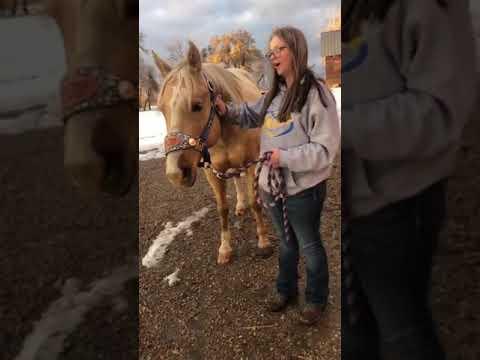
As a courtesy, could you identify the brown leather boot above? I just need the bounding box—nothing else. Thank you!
[266,293,298,312]
[298,303,326,325]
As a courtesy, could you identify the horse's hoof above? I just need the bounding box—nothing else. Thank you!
[217,251,232,265]
[255,246,274,259]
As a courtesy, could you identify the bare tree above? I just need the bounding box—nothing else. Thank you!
[166,40,185,65]
[139,31,147,52]
[139,48,161,111]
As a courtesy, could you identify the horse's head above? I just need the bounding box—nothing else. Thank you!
[47,0,138,196]
[154,42,222,187]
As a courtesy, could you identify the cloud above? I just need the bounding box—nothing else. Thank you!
[140,0,340,71]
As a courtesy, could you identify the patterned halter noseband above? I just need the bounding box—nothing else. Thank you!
[61,66,138,123]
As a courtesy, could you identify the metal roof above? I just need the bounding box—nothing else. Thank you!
[320,30,341,57]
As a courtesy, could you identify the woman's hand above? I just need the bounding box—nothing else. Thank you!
[215,95,227,116]
[270,148,281,168]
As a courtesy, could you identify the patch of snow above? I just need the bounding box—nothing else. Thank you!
[0,95,62,135]
[14,264,137,360]
[0,16,65,134]
[332,87,341,118]
[233,220,242,230]
[139,149,164,161]
[0,16,65,114]
[139,110,167,160]
[142,207,210,268]
[163,268,180,287]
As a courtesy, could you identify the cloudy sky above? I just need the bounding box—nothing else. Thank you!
[140,0,340,73]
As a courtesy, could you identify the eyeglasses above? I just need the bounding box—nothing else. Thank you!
[265,46,287,59]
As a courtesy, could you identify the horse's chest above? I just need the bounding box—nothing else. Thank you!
[209,144,248,171]
[209,151,240,171]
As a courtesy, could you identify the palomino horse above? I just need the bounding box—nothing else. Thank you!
[153,42,272,264]
[46,0,138,196]
[140,74,158,111]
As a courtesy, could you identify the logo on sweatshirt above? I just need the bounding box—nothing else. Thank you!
[262,114,295,138]
[342,36,369,73]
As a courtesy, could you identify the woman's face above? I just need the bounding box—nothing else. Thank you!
[268,35,294,80]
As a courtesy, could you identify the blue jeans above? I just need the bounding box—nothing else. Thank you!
[265,181,329,305]
[341,181,446,360]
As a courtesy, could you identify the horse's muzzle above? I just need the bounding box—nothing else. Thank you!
[64,114,136,197]
[66,155,135,197]
[165,151,198,188]
[166,166,196,188]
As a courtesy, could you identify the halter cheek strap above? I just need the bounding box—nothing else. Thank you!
[61,66,138,123]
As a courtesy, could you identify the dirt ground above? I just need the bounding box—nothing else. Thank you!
[1,103,478,360]
[431,108,480,360]
[139,157,341,359]
[0,125,139,360]
[139,110,480,360]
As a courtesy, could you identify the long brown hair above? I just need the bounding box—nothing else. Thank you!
[260,26,331,122]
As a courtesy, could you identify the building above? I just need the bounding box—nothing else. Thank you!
[320,15,341,89]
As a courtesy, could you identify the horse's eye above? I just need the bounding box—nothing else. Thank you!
[192,103,203,112]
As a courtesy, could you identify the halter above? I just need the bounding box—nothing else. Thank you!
[61,66,138,123]
[163,72,217,166]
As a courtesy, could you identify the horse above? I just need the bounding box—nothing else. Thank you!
[140,87,149,111]
[153,41,272,264]
[45,0,138,196]
[140,74,158,111]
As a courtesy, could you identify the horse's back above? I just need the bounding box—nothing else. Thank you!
[225,68,262,103]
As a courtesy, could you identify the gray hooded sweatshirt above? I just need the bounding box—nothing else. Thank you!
[342,0,477,217]
[225,80,340,195]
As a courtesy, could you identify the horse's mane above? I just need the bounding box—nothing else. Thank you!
[159,61,259,112]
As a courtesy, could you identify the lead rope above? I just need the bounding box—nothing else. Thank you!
[201,159,258,180]
[253,152,291,243]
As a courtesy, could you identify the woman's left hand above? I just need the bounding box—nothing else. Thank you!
[270,148,281,168]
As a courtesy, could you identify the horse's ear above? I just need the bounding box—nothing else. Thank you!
[187,41,202,73]
[152,50,172,78]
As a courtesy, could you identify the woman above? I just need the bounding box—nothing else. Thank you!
[215,26,340,325]
[341,0,476,358]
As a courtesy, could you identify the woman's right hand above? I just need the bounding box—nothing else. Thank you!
[215,95,227,116]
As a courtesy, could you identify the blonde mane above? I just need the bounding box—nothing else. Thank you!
[159,62,259,112]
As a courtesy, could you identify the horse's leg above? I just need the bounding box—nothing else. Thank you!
[233,176,248,216]
[205,170,233,265]
[246,166,272,257]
